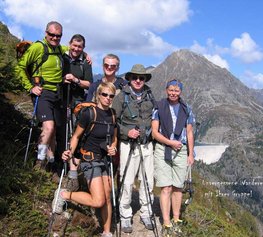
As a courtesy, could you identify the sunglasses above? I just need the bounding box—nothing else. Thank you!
[104,63,118,70]
[46,31,62,38]
[131,75,146,81]
[100,92,115,99]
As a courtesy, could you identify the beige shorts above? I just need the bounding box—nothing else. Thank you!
[154,142,188,188]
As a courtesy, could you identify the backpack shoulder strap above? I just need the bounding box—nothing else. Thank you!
[85,105,97,135]
[29,41,49,76]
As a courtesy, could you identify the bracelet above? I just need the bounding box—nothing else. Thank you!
[76,78,81,85]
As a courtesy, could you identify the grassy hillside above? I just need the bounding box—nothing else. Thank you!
[0,92,260,236]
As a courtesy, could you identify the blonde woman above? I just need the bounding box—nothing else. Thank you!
[53,82,117,237]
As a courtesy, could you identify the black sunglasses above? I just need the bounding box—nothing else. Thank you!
[100,92,115,99]
[131,75,146,81]
[46,31,62,38]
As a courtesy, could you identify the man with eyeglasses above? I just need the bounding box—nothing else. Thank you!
[112,64,156,233]
[16,21,67,171]
[85,53,127,102]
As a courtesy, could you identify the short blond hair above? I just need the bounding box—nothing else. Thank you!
[95,82,116,103]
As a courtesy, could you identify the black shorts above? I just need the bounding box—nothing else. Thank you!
[36,89,63,126]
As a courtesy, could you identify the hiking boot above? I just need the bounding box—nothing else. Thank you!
[161,224,175,237]
[140,216,154,230]
[101,232,113,237]
[171,219,183,236]
[52,188,67,214]
[33,159,46,171]
[65,177,79,192]
[121,218,132,233]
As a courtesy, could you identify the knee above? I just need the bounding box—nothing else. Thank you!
[93,197,106,208]
[161,186,172,196]
[42,122,55,135]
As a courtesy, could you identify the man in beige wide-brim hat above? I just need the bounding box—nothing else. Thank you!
[125,64,152,82]
[112,64,156,233]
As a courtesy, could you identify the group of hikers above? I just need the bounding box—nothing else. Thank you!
[16,21,195,237]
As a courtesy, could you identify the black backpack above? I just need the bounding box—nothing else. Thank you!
[73,102,116,158]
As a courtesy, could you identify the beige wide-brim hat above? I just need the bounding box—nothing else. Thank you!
[125,64,152,82]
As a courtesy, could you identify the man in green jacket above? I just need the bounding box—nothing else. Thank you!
[16,21,66,170]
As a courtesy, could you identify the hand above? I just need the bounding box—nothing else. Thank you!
[62,150,72,161]
[64,73,76,84]
[107,145,117,156]
[187,154,194,166]
[31,86,42,96]
[170,140,183,151]
[85,54,92,64]
[128,128,140,139]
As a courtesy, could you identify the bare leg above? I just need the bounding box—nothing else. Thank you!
[160,186,172,225]
[62,176,106,208]
[47,131,56,161]
[37,120,55,160]
[69,157,80,171]
[101,175,112,234]
[171,187,183,220]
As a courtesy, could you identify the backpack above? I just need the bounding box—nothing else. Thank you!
[121,88,157,121]
[16,40,63,78]
[73,102,116,159]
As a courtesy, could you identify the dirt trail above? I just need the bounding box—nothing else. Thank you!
[113,190,162,237]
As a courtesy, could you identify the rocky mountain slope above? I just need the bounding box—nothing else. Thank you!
[148,49,263,144]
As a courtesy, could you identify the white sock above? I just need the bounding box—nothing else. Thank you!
[37,144,48,161]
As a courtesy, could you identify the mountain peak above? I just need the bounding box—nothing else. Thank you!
[148,50,263,144]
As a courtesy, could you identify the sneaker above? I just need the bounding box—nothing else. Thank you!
[140,217,154,230]
[65,177,79,192]
[33,159,46,171]
[121,218,132,233]
[171,219,183,236]
[161,224,175,237]
[52,188,67,214]
[101,232,113,237]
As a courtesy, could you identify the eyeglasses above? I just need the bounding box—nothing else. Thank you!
[104,63,118,70]
[46,31,62,38]
[100,92,115,99]
[131,75,146,81]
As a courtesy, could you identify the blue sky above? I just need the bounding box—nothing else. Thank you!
[1,0,263,89]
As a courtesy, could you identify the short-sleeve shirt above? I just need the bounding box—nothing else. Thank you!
[152,103,195,144]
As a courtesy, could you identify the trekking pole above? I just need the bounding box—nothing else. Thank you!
[47,141,70,237]
[106,124,119,237]
[136,128,159,237]
[117,140,135,203]
[117,139,135,235]
[47,162,66,237]
[23,77,42,166]
[183,165,194,206]
[65,83,75,167]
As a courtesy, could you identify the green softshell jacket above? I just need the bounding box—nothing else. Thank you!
[16,39,67,92]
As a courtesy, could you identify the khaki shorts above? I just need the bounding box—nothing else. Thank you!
[154,142,188,188]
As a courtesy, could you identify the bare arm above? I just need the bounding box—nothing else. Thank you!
[64,73,91,89]
[107,127,118,156]
[186,123,194,165]
[62,125,85,161]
